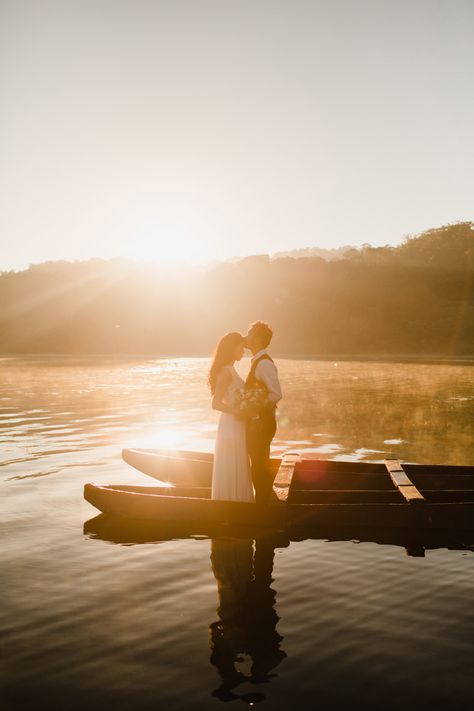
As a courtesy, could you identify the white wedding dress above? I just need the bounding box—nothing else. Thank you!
[211,365,255,502]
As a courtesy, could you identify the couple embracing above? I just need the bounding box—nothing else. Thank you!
[208,321,282,505]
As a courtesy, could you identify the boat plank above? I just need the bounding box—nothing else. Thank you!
[292,472,396,490]
[399,485,426,503]
[288,489,405,504]
[389,470,413,487]
[273,452,301,502]
[385,459,426,505]
[102,484,474,505]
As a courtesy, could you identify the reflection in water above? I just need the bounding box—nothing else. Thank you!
[3,357,474,709]
[209,536,287,704]
[80,515,474,708]
[83,513,474,555]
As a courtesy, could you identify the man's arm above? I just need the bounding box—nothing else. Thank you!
[255,360,282,405]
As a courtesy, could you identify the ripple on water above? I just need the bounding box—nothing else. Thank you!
[1,357,474,710]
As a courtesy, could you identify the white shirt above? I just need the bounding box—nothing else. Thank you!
[251,349,282,405]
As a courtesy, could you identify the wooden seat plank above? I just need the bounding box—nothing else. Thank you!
[389,470,413,487]
[274,452,301,502]
[398,485,425,503]
[384,459,425,505]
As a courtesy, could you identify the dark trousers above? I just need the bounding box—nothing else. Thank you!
[246,412,277,504]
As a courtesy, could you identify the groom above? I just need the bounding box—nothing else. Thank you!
[244,321,282,504]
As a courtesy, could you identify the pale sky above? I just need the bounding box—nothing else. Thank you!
[1,0,473,271]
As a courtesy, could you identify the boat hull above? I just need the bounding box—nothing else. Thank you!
[122,448,474,487]
[122,448,215,485]
[84,483,474,529]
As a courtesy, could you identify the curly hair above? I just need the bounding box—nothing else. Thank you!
[248,321,273,348]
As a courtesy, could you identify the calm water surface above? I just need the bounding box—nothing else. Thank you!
[1,356,474,710]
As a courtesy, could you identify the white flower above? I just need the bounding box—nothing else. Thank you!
[237,387,269,416]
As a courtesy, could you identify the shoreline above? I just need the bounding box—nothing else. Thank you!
[1,352,474,365]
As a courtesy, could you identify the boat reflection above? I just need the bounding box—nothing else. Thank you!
[83,516,474,704]
[83,514,474,555]
[209,534,287,703]
[205,525,474,707]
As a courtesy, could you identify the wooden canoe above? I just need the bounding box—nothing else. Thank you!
[84,449,474,529]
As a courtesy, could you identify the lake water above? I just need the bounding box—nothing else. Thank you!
[1,356,474,710]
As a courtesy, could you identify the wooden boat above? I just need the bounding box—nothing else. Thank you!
[122,448,225,486]
[83,449,474,529]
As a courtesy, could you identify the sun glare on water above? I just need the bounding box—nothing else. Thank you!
[133,428,185,450]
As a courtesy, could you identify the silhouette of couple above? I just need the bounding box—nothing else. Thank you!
[209,535,287,703]
[208,321,282,505]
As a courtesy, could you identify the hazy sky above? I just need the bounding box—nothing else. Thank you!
[1,0,473,270]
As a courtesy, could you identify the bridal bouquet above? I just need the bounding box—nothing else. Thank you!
[237,386,270,418]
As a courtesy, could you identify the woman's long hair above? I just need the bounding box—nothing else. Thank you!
[208,332,244,395]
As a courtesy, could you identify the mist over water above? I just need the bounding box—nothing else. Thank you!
[2,356,474,710]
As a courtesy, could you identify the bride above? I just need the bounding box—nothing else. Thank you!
[208,332,255,503]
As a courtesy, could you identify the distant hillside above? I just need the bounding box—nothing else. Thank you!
[272,245,352,260]
[0,222,473,357]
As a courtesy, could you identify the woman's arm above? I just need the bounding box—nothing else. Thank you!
[212,368,238,415]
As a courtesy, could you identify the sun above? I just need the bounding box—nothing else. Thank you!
[123,230,217,266]
[120,193,221,266]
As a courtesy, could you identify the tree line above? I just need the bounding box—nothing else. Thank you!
[1,222,473,357]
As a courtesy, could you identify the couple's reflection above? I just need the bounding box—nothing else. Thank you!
[209,534,287,704]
